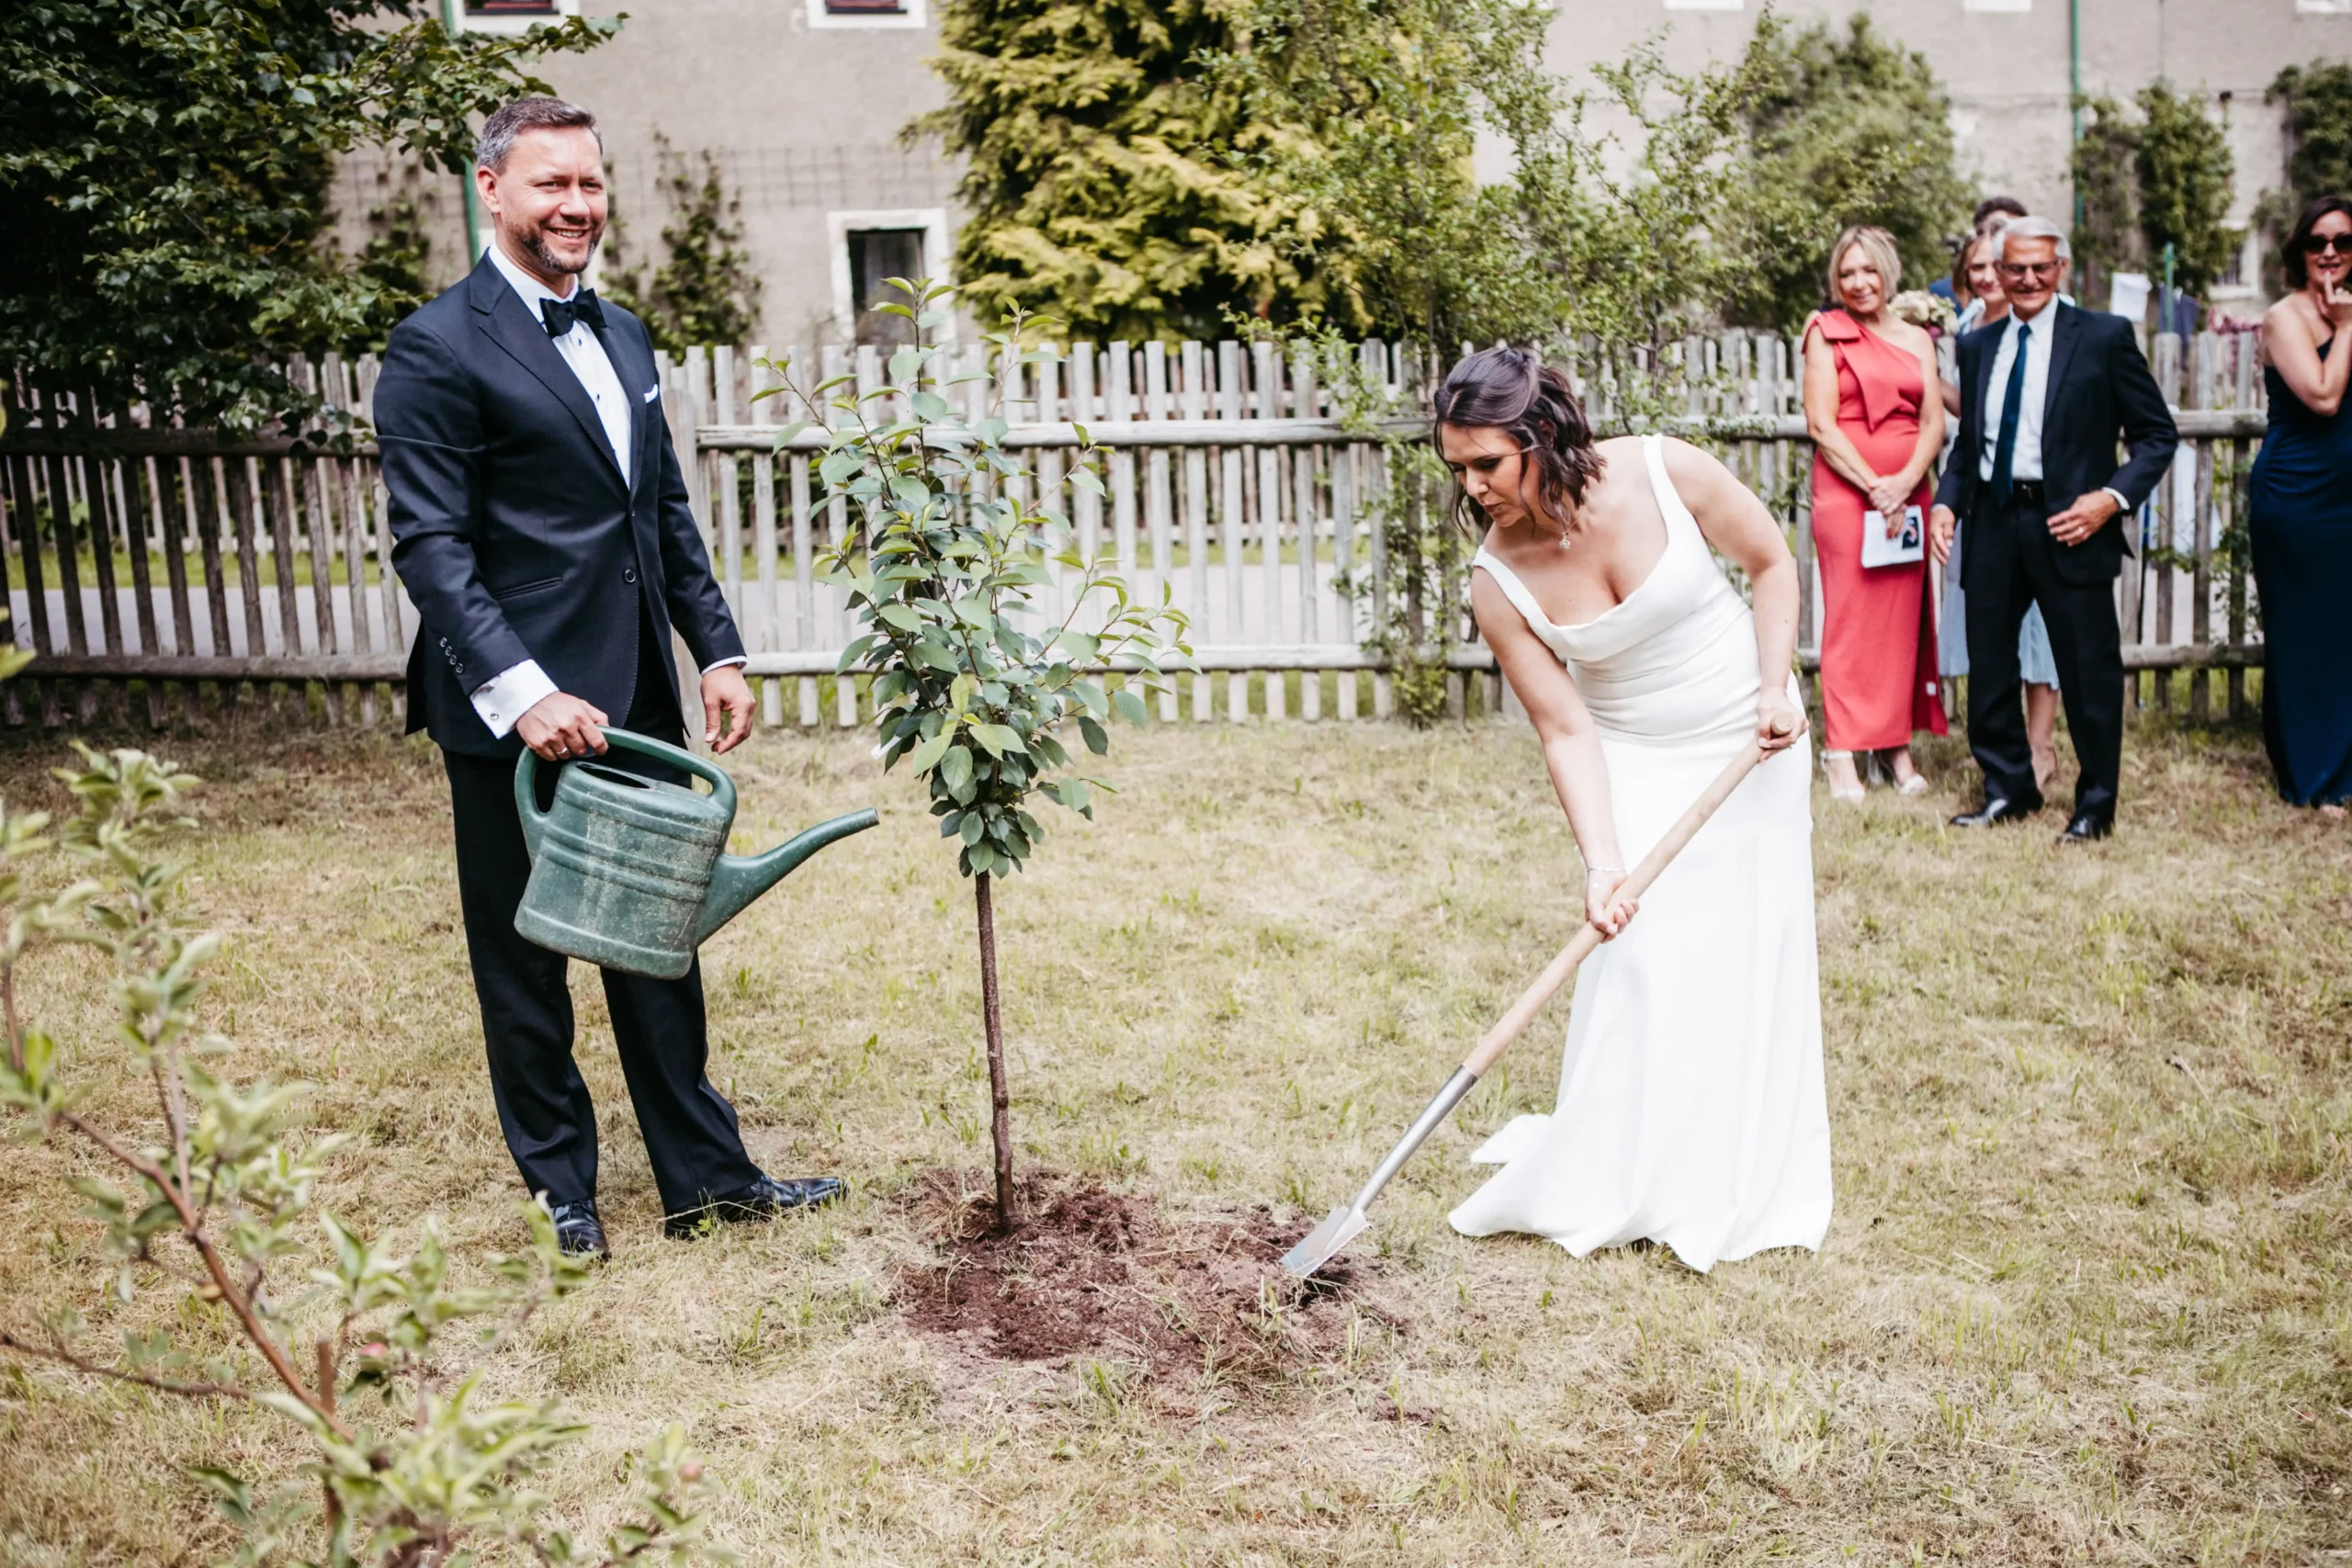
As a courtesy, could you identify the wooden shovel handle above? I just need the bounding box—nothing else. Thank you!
[1461,744,1766,1077]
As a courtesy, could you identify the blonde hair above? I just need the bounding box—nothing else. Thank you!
[1826,225,1903,306]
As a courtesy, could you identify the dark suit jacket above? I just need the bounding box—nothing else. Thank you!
[375,255,743,758]
[1934,302,2179,587]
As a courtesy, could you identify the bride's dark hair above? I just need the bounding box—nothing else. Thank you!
[1432,347,1605,537]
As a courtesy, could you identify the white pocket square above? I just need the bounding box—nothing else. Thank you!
[641,385,660,403]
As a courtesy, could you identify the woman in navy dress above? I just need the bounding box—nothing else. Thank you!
[2252,196,2352,814]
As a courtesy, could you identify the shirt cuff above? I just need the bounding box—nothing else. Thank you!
[702,656,747,675]
[471,660,560,739]
[2100,486,2132,514]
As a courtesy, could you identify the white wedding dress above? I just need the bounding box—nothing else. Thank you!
[1449,435,1832,1273]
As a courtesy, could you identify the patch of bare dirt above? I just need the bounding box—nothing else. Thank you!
[894,1170,1386,1377]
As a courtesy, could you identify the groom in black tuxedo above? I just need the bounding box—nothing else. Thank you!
[1930,218,2177,842]
[376,98,842,1257]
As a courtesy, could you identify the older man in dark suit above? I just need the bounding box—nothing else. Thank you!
[1930,217,2178,842]
[376,98,841,1257]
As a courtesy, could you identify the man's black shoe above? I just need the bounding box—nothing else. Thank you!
[548,1199,608,1260]
[2057,811,2113,843]
[663,1175,846,1238]
[1950,796,2041,828]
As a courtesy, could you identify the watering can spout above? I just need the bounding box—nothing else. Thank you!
[695,808,879,944]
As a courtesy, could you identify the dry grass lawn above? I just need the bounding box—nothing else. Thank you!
[0,707,2346,1564]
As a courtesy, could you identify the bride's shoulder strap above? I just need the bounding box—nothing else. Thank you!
[1470,548,1549,634]
[1638,434,1702,542]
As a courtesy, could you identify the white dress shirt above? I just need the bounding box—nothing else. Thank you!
[1978,306,2054,483]
[470,241,742,739]
[1973,300,2132,519]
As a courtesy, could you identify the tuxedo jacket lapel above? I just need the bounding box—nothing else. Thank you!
[2041,303,2081,437]
[466,259,628,496]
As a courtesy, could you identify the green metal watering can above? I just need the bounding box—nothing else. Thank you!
[514,728,877,980]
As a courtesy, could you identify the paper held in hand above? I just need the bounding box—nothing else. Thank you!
[1861,504,1926,569]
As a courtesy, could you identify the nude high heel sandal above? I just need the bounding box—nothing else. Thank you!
[1822,750,1865,803]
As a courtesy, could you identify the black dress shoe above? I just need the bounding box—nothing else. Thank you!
[2057,811,2113,843]
[548,1199,608,1260]
[663,1175,846,1238]
[1950,795,2041,828]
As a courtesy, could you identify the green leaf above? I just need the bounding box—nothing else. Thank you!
[970,723,1027,759]
[960,812,987,846]
[1069,467,1106,498]
[908,730,954,773]
[910,389,951,421]
[875,602,924,634]
[1114,689,1149,728]
[940,745,974,793]
[1079,716,1110,755]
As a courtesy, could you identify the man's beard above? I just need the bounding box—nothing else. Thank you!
[521,224,600,276]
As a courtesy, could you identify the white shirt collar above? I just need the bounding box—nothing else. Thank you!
[485,237,581,315]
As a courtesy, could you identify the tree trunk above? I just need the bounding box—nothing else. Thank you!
[973,873,1017,1230]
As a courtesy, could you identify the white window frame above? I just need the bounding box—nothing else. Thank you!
[807,0,929,29]
[829,209,954,340]
[447,0,579,37]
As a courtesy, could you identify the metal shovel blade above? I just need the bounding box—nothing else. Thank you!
[1281,1203,1372,1279]
[1278,1066,1480,1280]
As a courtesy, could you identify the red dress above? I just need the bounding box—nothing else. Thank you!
[1804,310,1946,750]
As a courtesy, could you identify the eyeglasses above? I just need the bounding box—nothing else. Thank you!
[2302,232,2352,256]
[1999,261,2063,280]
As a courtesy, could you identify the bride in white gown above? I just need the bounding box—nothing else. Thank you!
[1435,348,1832,1273]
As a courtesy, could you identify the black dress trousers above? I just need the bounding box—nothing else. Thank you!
[441,614,763,1218]
[1962,491,2126,819]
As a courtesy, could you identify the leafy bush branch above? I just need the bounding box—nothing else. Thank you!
[0,743,729,1567]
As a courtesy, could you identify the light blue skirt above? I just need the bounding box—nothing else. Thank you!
[1939,568,2062,688]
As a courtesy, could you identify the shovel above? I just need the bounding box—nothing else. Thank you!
[1281,743,1768,1280]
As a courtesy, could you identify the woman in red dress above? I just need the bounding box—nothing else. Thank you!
[1802,225,1949,801]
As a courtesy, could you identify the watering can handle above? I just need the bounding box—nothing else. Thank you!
[512,727,739,864]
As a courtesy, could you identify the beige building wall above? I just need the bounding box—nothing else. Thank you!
[335,0,2351,341]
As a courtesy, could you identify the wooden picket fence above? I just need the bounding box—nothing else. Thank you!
[0,328,2271,734]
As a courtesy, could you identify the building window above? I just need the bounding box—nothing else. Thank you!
[848,230,925,345]
[452,0,575,33]
[807,0,928,27]
[827,209,952,343]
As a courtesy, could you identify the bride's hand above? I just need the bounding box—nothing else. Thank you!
[1757,691,1807,753]
[1586,867,1637,940]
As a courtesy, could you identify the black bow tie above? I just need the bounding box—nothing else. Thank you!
[539,291,605,337]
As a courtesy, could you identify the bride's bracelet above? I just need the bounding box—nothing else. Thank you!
[1584,865,1625,879]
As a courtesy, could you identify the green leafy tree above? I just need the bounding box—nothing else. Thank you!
[1719,14,1971,331]
[0,0,609,427]
[0,741,729,1566]
[351,166,441,354]
[2071,92,2144,298]
[916,0,1312,342]
[2133,82,2236,298]
[2259,62,2352,288]
[1207,0,1574,347]
[602,135,762,353]
[758,288,1187,1226]
[2068,84,2235,300]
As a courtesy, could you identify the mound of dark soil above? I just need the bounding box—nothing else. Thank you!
[895,1171,1380,1374]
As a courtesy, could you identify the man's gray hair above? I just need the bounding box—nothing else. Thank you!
[1999,217,2073,262]
[476,98,602,173]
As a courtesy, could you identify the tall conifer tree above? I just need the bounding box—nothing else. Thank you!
[917,0,1319,341]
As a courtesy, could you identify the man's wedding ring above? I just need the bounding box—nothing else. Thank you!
[556,745,569,756]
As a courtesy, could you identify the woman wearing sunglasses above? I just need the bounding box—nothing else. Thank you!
[2251,195,2352,815]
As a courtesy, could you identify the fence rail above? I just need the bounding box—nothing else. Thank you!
[0,327,2271,734]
